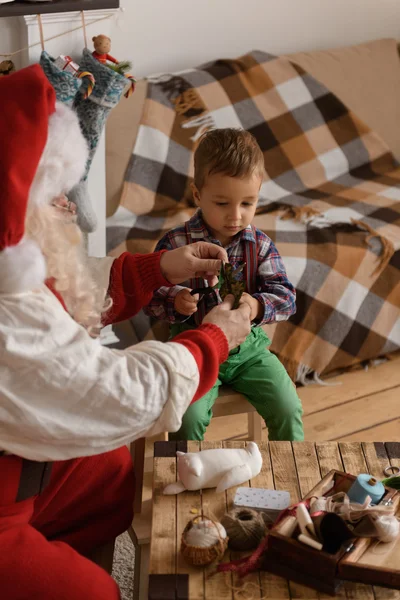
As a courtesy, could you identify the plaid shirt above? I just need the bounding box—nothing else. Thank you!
[144,211,296,327]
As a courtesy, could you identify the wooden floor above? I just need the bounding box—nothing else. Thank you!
[205,353,400,443]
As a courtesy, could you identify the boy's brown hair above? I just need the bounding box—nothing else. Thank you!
[193,128,264,190]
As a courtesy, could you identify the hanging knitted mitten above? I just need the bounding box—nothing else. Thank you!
[68,48,128,232]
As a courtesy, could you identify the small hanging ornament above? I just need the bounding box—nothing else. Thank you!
[0,60,16,77]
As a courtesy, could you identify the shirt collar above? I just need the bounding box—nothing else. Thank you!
[188,210,256,247]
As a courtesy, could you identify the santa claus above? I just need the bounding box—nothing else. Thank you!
[0,65,251,599]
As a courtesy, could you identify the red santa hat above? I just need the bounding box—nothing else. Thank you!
[0,64,88,294]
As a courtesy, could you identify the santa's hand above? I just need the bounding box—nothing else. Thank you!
[160,242,228,286]
[202,295,251,350]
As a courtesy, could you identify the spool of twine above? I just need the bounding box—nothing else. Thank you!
[221,508,268,551]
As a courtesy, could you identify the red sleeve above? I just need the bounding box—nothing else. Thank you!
[107,54,119,64]
[172,324,229,403]
[104,251,170,325]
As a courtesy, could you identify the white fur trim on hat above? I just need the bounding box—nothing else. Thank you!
[29,102,89,207]
[0,238,47,294]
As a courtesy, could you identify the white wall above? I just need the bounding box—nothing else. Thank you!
[0,17,22,69]
[112,0,400,78]
[1,1,399,76]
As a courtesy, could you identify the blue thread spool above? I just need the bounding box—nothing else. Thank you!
[348,474,385,505]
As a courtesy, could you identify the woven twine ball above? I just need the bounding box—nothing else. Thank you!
[221,508,268,551]
[181,517,229,567]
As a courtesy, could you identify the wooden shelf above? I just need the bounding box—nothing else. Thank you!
[0,0,119,18]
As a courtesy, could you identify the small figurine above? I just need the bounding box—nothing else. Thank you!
[92,34,118,65]
[92,35,132,76]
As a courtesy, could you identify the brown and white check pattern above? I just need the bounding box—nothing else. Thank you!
[107,51,400,381]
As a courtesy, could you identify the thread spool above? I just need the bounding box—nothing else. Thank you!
[185,518,226,548]
[221,508,268,551]
[181,517,228,567]
[375,515,399,543]
[347,474,385,505]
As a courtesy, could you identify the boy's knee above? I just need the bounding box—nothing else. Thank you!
[274,386,303,421]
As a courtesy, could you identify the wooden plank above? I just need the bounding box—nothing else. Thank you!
[299,357,400,416]
[206,413,250,442]
[339,442,375,600]
[201,441,232,600]
[315,442,343,476]
[386,443,400,461]
[149,453,176,577]
[339,420,400,442]
[292,441,322,497]
[269,442,301,503]
[0,0,119,18]
[176,441,204,600]
[304,388,400,441]
[224,441,262,600]
[362,443,389,479]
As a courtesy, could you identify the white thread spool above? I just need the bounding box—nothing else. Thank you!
[185,518,227,548]
[375,515,400,543]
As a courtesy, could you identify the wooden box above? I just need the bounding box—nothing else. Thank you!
[261,470,400,595]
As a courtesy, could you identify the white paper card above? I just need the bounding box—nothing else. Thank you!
[234,487,291,511]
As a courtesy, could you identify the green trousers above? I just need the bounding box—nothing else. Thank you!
[169,325,304,442]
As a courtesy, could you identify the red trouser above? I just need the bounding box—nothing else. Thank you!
[0,447,135,599]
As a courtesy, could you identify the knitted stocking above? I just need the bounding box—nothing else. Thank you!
[40,51,84,108]
[69,49,128,232]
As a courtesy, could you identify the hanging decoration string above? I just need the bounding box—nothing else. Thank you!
[37,14,45,52]
[0,13,113,59]
[81,11,88,49]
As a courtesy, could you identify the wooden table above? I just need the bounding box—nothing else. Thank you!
[147,440,400,600]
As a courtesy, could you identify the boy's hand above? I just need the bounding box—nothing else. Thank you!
[174,289,199,316]
[241,292,263,322]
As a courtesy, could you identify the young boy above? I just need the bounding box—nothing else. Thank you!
[144,128,304,441]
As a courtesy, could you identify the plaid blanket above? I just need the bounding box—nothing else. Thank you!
[107,51,400,382]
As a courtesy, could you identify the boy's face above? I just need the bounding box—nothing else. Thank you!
[192,172,261,246]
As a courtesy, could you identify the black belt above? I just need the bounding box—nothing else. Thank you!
[0,453,53,501]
